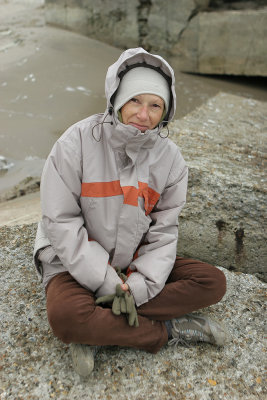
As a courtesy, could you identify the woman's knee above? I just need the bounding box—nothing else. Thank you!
[45,273,97,343]
[46,295,95,344]
[201,263,227,304]
[47,302,74,343]
[215,267,227,301]
[179,260,227,306]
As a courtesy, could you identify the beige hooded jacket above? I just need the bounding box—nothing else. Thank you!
[34,47,188,307]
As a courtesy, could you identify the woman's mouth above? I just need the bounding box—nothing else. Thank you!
[128,122,149,132]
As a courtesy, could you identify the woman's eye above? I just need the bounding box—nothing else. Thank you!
[130,98,139,103]
[152,103,161,108]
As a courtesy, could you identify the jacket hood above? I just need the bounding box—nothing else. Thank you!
[105,47,176,124]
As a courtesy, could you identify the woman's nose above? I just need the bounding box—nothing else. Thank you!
[137,105,149,121]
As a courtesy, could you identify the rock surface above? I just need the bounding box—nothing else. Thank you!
[45,0,140,49]
[0,176,41,202]
[0,223,266,399]
[170,92,267,281]
[0,191,41,227]
[172,8,267,76]
[45,0,267,76]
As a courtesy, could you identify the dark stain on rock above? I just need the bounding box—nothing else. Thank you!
[228,265,236,271]
[216,219,226,231]
[235,228,245,239]
[216,219,227,243]
[235,228,245,247]
[137,0,152,50]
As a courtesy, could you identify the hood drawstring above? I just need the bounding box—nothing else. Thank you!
[91,107,114,142]
[158,123,169,138]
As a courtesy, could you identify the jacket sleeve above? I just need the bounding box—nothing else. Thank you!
[40,133,122,295]
[126,151,188,307]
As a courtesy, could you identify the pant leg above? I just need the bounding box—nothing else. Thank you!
[45,257,226,354]
[46,272,167,354]
[137,257,226,320]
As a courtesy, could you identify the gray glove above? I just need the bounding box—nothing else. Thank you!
[96,284,139,327]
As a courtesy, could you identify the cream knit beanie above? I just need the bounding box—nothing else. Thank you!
[113,67,170,115]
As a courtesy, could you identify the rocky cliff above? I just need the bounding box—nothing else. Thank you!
[45,0,267,76]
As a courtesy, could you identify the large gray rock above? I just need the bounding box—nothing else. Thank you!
[172,8,267,76]
[44,1,209,54]
[170,92,267,280]
[1,223,266,399]
[45,0,267,76]
[137,0,210,54]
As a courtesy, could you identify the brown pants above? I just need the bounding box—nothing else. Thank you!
[46,257,226,353]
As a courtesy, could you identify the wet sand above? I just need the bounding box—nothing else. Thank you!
[0,0,122,194]
[0,0,266,224]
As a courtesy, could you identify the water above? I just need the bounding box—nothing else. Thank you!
[0,0,266,195]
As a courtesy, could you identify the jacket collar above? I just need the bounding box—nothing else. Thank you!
[107,114,159,165]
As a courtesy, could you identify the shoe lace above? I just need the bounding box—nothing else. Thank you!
[168,337,191,347]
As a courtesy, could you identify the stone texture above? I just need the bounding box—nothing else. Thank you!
[1,223,266,399]
[0,192,41,227]
[44,0,267,76]
[45,0,139,49]
[169,92,267,280]
[139,0,210,54]
[44,0,209,55]
[172,8,267,76]
[0,176,41,202]
[209,0,267,11]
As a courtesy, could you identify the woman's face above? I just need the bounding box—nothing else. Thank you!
[120,94,165,132]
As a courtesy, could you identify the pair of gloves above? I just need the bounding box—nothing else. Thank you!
[96,269,139,328]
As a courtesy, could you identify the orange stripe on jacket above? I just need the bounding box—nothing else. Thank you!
[138,182,160,215]
[122,186,139,206]
[81,181,122,197]
[81,181,160,214]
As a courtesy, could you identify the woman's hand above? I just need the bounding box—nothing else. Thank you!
[120,283,129,292]
[97,283,138,327]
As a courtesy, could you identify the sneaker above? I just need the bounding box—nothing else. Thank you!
[168,314,227,347]
[70,343,99,377]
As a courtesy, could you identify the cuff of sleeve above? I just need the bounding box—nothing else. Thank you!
[95,265,123,298]
[126,272,148,307]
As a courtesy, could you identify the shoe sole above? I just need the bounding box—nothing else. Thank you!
[70,344,95,377]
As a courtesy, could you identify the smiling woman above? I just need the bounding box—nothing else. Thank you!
[121,94,165,132]
[34,47,227,378]
[113,65,170,132]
